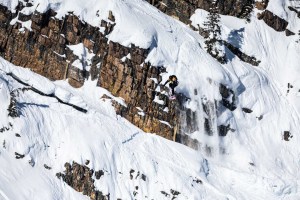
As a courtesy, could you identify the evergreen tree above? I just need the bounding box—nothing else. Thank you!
[7,90,20,118]
[203,1,227,64]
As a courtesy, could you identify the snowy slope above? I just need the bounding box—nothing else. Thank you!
[1,0,300,199]
[0,58,204,200]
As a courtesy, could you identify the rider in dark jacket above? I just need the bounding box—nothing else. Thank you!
[163,75,178,96]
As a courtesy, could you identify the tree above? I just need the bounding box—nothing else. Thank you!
[203,1,227,64]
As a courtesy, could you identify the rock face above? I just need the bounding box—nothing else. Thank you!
[0,3,183,140]
[147,0,254,23]
[56,162,107,200]
[0,2,240,148]
[258,10,289,32]
[1,4,89,87]
[98,41,184,140]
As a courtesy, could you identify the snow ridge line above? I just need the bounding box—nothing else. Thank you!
[6,72,88,113]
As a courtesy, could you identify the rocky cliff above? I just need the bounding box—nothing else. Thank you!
[0,2,190,141]
[0,0,242,149]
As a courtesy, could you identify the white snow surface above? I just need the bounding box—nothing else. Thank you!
[67,43,95,71]
[0,0,300,199]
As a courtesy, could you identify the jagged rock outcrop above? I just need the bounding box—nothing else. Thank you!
[147,0,255,23]
[257,10,288,32]
[56,162,107,200]
[98,41,185,140]
[0,3,182,140]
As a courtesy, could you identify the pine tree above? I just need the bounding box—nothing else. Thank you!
[7,91,20,118]
[203,1,227,64]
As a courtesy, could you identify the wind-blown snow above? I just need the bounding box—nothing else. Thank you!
[0,0,300,199]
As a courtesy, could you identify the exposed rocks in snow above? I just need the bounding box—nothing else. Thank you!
[288,6,300,18]
[283,131,293,141]
[129,169,147,183]
[287,83,294,95]
[218,124,231,137]
[15,152,25,159]
[108,10,115,22]
[44,164,52,170]
[141,174,147,181]
[147,0,255,23]
[129,169,135,180]
[161,190,170,197]
[56,162,107,200]
[223,41,261,66]
[255,0,269,10]
[242,107,253,113]
[192,177,203,184]
[95,170,104,180]
[85,160,90,165]
[18,12,31,22]
[219,84,237,111]
[257,115,263,120]
[0,123,12,133]
[285,29,295,36]
[257,10,288,32]
[15,133,21,137]
[160,189,181,199]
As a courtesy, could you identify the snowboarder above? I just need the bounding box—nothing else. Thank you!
[163,75,178,99]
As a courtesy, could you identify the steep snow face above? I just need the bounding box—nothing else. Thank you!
[0,58,206,200]
[0,0,300,199]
